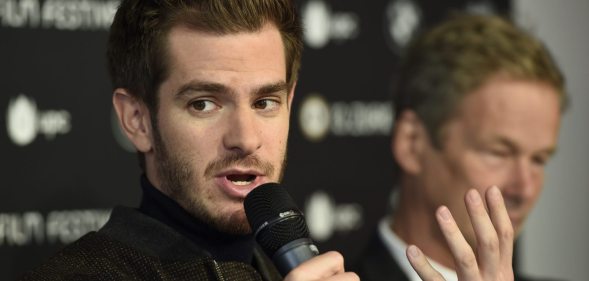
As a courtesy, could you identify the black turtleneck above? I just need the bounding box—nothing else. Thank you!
[138,175,255,263]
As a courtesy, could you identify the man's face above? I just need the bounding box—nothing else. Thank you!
[149,23,293,235]
[418,76,561,246]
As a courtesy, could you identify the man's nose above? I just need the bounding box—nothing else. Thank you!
[503,158,538,200]
[222,107,262,156]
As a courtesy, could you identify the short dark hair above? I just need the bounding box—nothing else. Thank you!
[391,14,567,181]
[107,0,303,170]
[393,14,566,148]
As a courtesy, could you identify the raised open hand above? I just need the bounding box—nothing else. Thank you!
[407,186,515,281]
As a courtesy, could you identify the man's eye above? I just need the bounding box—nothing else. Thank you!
[190,100,217,112]
[489,150,509,158]
[532,155,549,167]
[254,99,280,110]
[481,149,510,165]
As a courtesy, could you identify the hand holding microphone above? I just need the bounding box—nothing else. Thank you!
[244,183,358,281]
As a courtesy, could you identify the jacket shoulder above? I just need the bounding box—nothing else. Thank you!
[19,228,255,280]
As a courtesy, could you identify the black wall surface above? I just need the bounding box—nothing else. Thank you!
[1,0,509,278]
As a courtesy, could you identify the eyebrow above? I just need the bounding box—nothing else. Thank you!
[175,80,289,99]
[256,81,289,96]
[494,137,557,157]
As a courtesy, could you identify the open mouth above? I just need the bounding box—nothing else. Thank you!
[226,174,257,186]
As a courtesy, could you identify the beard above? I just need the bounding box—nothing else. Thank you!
[151,124,287,235]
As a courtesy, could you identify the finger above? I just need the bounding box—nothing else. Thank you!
[485,186,514,271]
[284,251,345,281]
[322,272,360,281]
[465,188,500,280]
[436,206,480,280]
[406,245,446,281]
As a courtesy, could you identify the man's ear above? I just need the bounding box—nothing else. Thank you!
[391,110,428,175]
[112,89,153,153]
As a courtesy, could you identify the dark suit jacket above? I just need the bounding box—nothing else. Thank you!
[352,231,409,281]
[21,206,281,281]
[353,231,557,281]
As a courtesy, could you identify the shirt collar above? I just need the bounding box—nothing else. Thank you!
[378,217,458,281]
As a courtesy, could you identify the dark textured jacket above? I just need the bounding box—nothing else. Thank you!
[21,207,282,281]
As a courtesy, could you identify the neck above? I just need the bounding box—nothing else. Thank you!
[392,181,457,270]
[138,175,255,263]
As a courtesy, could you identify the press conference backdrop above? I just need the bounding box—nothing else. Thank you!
[2,0,587,280]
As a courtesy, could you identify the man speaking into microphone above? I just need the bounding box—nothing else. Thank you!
[22,1,357,280]
[22,1,519,281]
[24,0,357,280]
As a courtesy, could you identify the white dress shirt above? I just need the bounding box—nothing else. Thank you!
[378,217,458,281]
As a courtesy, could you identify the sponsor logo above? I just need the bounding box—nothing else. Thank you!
[331,101,394,137]
[0,209,110,246]
[305,191,363,242]
[298,93,393,142]
[6,94,71,146]
[384,0,421,54]
[302,0,359,49]
[298,94,330,142]
[0,0,119,30]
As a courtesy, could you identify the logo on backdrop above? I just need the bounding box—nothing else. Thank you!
[305,190,363,242]
[0,209,110,246]
[6,94,71,146]
[384,0,422,54]
[301,0,359,49]
[0,0,119,30]
[298,94,330,142]
[298,93,393,142]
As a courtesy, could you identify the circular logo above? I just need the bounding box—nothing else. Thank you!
[6,94,38,146]
[298,94,330,142]
[384,0,421,54]
[302,0,331,49]
[305,191,335,241]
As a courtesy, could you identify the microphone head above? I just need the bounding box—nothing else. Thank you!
[244,183,311,257]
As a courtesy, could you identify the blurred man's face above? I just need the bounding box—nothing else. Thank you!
[417,76,561,246]
[148,23,293,235]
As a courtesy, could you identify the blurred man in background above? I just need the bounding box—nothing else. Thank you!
[355,14,567,281]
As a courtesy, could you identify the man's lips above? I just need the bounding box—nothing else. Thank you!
[504,199,524,225]
[214,169,268,198]
[507,210,523,227]
[216,168,264,179]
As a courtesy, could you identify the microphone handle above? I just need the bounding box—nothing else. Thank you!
[272,238,320,276]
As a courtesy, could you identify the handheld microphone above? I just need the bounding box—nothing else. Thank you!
[244,183,319,277]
